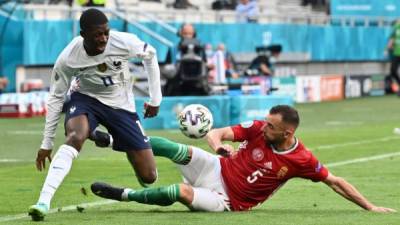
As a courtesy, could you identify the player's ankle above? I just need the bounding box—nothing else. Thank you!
[121,188,134,201]
[36,202,49,209]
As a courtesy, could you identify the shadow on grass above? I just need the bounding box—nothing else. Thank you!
[250,208,362,215]
[82,207,362,216]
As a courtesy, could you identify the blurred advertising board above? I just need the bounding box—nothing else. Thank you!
[0,91,48,118]
[345,75,385,98]
[230,95,293,125]
[370,75,385,96]
[320,75,345,101]
[296,75,345,103]
[271,76,296,100]
[331,0,400,17]
[296,76,321,103]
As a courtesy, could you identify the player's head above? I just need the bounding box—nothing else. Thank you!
[179,23,196,39]
[268,45,282,58]
[263,105,299,145]
[79,8,110,56]
[217,43,225,51]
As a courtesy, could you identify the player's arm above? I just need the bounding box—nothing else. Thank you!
[142,46,162,118]
[206,127,236,157]
[126,33,162,118]
[37,59,72,171]
[259,63,272,75]
[322,172,396,213]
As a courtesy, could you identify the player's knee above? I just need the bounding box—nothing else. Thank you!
[65,131,87,150]
[139,169,158,184]
[179,183,194,205]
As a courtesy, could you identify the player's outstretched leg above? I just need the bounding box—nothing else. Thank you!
[91,133,191,165]
[91,182,124,201]
[149,136,191,165]
[91,182,180,206]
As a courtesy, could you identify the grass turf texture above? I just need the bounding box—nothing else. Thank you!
[0,95,400,224]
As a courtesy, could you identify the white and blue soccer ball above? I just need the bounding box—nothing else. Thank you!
[178,104,213,139]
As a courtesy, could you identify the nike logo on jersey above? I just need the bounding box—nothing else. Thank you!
[144,137,150,143]
[52,166,64,170]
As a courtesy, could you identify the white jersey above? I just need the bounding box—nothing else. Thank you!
[41,30,162,150]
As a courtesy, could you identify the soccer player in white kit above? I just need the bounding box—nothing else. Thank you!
[28,8,162,221]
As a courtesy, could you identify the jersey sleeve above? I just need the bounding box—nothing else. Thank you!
[123,33,162,106]
[40,57,72,150]
[143,53,162,106]
[297,152,329,182]
[122,32,156,60]
[231,120,263,142]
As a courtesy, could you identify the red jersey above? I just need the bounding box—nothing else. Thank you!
[219,120,329,211]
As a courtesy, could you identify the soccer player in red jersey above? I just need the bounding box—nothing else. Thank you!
[91,105,395,213]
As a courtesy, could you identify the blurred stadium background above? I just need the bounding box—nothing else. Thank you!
[0,0,398,123]
[0,0,400,224]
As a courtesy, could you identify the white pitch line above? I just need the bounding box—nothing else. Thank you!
[325,151,400,168]
[0,158,120,163]
[0,200,115,223]
[0,159,31,163]
[325,121,364,126]
[310,136,400,151]
[1,151,400,222]
[7,130,43,135]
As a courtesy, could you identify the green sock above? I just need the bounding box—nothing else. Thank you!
[149,136,191,164]
[127,184,180,206]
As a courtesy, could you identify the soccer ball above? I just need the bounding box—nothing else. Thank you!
[178,104,213,139]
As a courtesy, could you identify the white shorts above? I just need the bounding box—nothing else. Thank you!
[178,146,231,212]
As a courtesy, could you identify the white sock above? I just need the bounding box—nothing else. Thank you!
[37,145,79,208]
[108,134,113,148]
[121,188,133,201]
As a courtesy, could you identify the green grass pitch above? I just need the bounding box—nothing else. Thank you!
[1,95,400,225]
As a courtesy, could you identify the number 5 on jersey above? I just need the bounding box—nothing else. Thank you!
[247,169,265,183]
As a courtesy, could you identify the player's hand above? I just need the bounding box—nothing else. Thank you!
[36,149,52,171]
[369,206,397,213]
[143,102,159,118]
[216,144,235,157]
